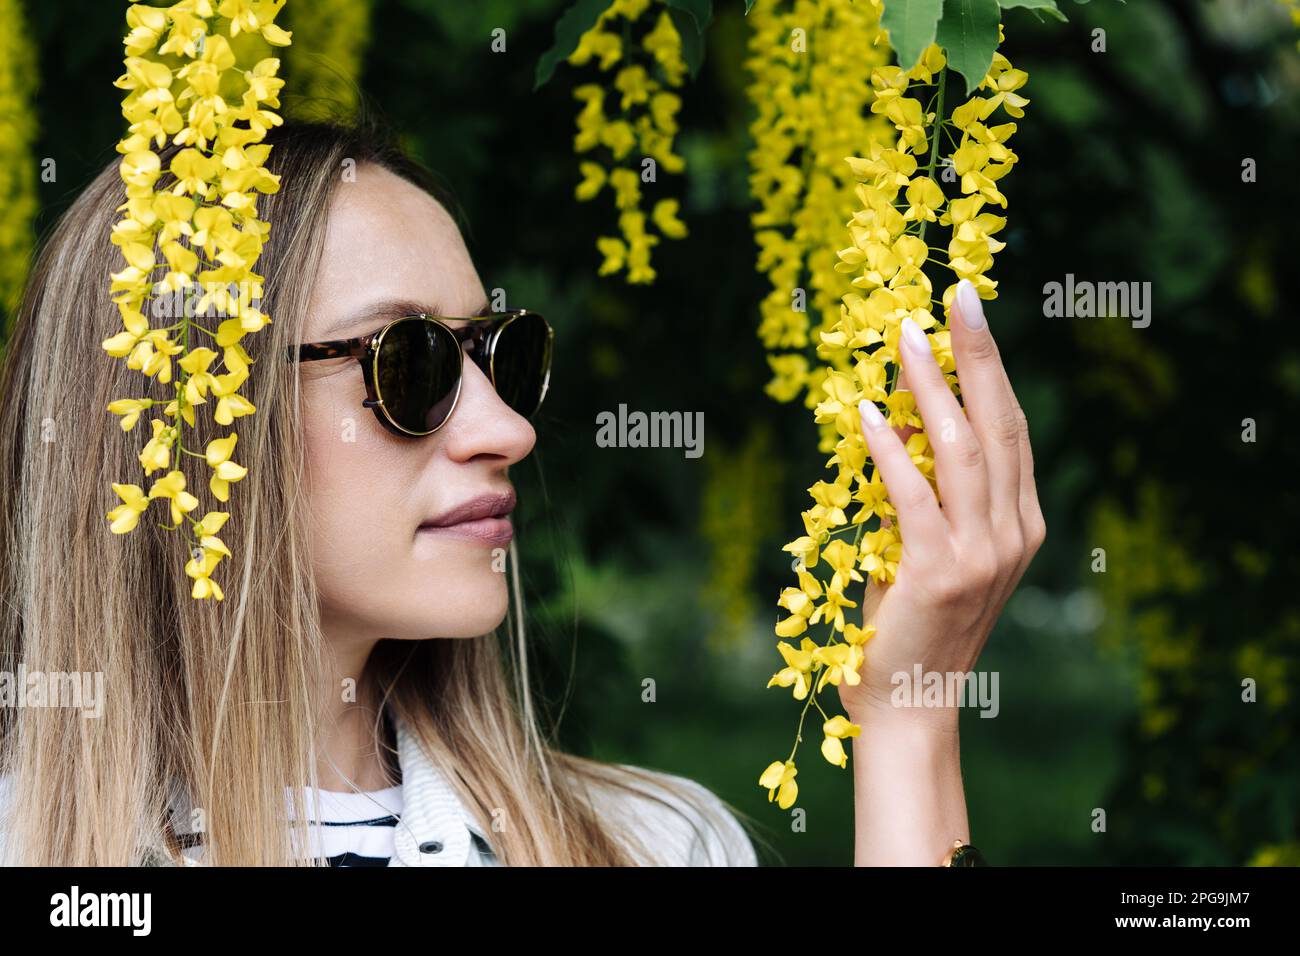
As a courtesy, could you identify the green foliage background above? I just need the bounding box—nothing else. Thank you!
[3,0,1297,865]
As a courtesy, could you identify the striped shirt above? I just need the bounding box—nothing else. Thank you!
[287,784,407,867]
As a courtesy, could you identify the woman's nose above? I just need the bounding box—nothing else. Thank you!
[437,357,536,466]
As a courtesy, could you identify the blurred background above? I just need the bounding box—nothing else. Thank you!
[2,0,1297,865]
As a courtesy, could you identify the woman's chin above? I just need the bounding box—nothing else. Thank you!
[322,567,509,641]
[398,572,509,639]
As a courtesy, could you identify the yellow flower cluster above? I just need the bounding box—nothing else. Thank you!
[568,0,689,284]
[745,0,893,455]
[0,0,39,318]
[761,28,1030,810]
[102,0,291,600]
[282,0,373,121]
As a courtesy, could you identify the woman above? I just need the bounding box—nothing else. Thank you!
[0,116,1042,866]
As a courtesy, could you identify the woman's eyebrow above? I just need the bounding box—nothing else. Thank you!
[321,296,493,338]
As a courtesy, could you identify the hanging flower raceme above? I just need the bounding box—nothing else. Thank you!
[760,23,1030,810]
[103,0,290,600]
[566,0,689,284]
[745,0,893,452]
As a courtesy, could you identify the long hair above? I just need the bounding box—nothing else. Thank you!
[0,115,758,866]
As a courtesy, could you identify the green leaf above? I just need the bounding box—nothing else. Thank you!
[665,0,713,33]
[744,0,756,12]
[533,0,610,91]
[880,0,945,72]
[667,6,707,80]
[998,0,1067,22]
[935,0,1001,96]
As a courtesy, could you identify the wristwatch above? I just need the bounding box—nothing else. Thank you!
[941,839,987,867]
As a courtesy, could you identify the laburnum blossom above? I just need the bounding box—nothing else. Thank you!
[766,637,818,700]
[102,0,290,600]
[147,469,200,526]
[807,583,857,633]
[759,759,798,810]
[204,433,247,501]
[107,483,151,534]
[187,510,232,600]
[106,398,154,431]
[775,566,823,637]
[178,347,219,404]
[567,0,689,284]
[820,539,864,593]
[821,715,862,769]
[813,641,864,693]
[903,177,945,222]
[760,13,1031,808]
[217,0,293,44]
[138,419,176,474]
[979,52,1029,118]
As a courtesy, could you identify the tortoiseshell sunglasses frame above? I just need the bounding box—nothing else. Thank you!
[287,308,552,438]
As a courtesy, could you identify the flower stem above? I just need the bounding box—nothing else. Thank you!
[918,67,947,249]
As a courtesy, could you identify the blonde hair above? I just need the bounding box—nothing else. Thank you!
[0,116,759,866]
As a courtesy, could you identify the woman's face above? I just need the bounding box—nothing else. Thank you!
[300,163,536,646]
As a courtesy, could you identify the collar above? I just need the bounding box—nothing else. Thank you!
[388,712,496,867]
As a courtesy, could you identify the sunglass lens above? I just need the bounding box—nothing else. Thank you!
[377,318,461,434]
[492,314,552,418]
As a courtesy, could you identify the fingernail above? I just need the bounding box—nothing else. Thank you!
[900,316,930,356]
[956,278,986,331]
[859,399,887,432]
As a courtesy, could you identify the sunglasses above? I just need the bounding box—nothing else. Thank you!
[289,308,553,438]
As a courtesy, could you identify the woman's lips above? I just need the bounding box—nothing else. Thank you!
[417,515,513,546]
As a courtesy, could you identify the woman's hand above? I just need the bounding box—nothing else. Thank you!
[838,278,1046,730]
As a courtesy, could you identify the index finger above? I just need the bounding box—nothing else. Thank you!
[858,398,948,555]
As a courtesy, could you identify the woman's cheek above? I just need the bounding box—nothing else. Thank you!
[303,424,391,601]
